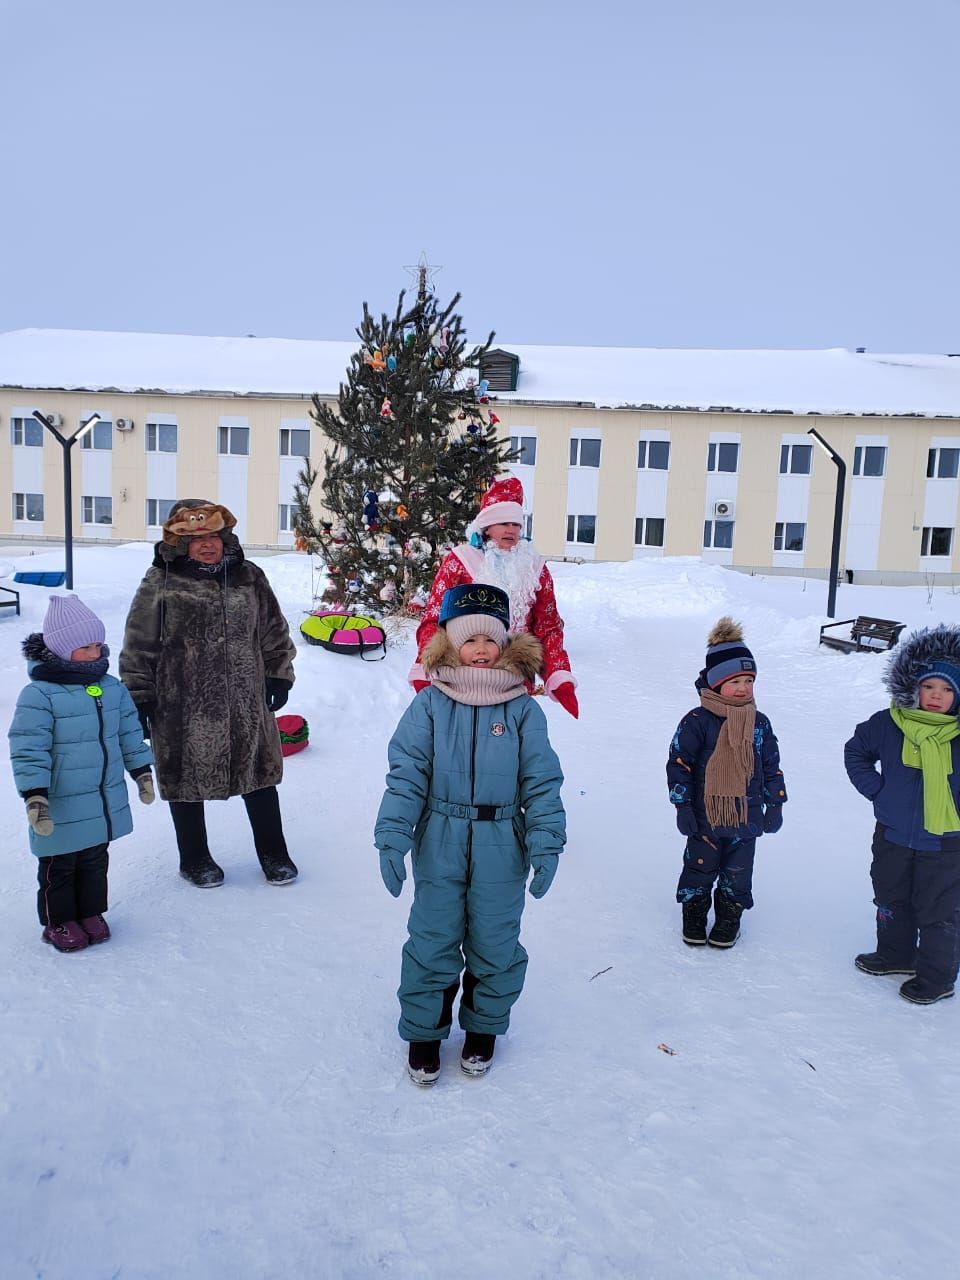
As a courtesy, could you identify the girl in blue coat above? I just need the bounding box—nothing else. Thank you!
[666,618,787,948]
[375,583,566,1086]
[845,624,960,1005]
[8,595,155,952]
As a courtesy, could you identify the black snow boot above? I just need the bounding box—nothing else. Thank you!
[854,951,917,976]
[460,1032,496,1077]
[407,1040,441,1086]
[179,855,225,888]
[899,977,956,1005]
[707,892,743,948]
[259,852,299,886]
[681,896,710,946]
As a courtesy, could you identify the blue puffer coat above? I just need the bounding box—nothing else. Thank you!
[9,657,154,858]
[375,686,566,873]
[667,704,787,839]
[844,709,960,852]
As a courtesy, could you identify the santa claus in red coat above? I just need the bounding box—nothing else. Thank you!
[409,476,579,718]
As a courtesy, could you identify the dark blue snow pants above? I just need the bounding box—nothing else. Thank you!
[677,834,757,910]
[870,825,960,990]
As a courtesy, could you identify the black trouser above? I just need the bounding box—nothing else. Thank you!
[169,786,290,870]
[870,825,960,989]
[36,844,109,926]
[677,835,757,909]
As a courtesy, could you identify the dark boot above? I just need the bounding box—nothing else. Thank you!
[244,788,298,885]
[170,802,225,887]
[855,951,916,976]
[899,977,955,1005]
[681,895,710,946]
[460,1032,496,1077]
[407,1040,441,1086]
[708,892,743,948]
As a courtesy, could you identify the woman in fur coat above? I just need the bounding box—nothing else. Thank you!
[376,583,566,1086]
[120,500,298,888]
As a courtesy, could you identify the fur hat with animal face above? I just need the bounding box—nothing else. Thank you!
[159,499,239,560]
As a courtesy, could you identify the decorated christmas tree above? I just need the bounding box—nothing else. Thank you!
[292,267,515,615]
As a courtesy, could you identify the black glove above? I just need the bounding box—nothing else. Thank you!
[763,806,783,834]
[675,805,700,838]
[137,703,156,740]
[265,678,291,712]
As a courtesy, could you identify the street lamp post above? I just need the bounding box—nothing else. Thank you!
[806,426,847,620]
[32,410,100,590]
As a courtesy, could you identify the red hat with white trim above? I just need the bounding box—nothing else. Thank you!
[474,476,524,531]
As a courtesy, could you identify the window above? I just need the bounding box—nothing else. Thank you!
[779,443,812,475]
[853,445,886,477]
[145,498,176,526]
[279,503,291,532]
[921,526,953,557]
[12,493,44,522]
[703,519,734,549]
[637,440,670,470]
[774,521,806,551]
[522,514,533,541]
[279,427,310,458]
[10,416,44,447]
[707,442,739,473]
[80,419,113,450]
[509,435,537,466]
[569,438,601,468]
[82,496,113,525]
[146,422,178,453]
[566,514,596,544]
[219,425,249,456]
[634,516,665,547]
[927,448,960,479]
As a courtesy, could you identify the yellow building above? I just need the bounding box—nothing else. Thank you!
[2,328,960,584]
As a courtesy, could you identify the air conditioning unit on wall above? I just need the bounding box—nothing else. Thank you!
[714,500,736,518]
[45,413,63,428]
[116,417,134,432]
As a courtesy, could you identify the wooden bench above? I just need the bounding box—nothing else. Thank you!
[0,584,21,616]
[820,616,905,654]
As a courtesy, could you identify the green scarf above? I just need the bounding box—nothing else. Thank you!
[889,705,960,836]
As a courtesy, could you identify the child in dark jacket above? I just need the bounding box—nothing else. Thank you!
[375,583,566,1086]
[844,624,960,1005]
[666,618,787,948]
[8,595,155,952]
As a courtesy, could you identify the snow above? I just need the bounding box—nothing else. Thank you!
[1,545,958,1280]
[4,327,960,417]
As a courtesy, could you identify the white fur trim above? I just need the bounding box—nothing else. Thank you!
[545,669,577,699]
[475,500,524,530]
[407,660,427,685]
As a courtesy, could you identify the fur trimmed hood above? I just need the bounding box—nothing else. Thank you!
[885,624,960,708]
[422,629,543,681]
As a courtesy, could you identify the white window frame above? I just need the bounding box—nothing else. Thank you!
[635,516,665,547]
[13,492,44,522]
[522,514,533,541]
[703,518,735,549]
[853,445,886,477]
[637,440,670,471]
[145,422,178,453]
[566,514,596,544]
[774,521,806,552]
[569,438,602,468]
[145,498,176,527]
[80,419,113,451]
[927,447,960,480]
[10,416,44,447]
[279,503,291,533]
[82,495,113,526]
[921,526,954,557]
[778,443,812,475]
[707,442,740,474]
[509,434,537,467]
[218,425,250,456]
[279,427,310,458]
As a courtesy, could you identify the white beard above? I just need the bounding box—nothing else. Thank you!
[480,540,543,634]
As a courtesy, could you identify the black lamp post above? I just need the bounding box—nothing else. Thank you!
[32,410,100,590]
[807,426,846,619]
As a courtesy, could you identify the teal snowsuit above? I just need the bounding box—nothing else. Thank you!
[375,683,565,1042]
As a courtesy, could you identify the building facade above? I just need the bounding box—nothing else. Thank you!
[2,329,959,583]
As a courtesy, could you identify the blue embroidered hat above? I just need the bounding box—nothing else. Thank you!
[438,584,510,652]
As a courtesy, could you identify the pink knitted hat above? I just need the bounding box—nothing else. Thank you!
[42,594,106,659]
[474,476,524,531]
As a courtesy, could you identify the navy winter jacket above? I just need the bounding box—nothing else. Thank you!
[667,705,787,839]
[844,708,960,852]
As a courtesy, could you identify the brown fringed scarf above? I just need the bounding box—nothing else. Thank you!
[699,687,756,828]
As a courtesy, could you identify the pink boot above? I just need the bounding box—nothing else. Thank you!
[42,921,89,952]
[80,915,111,944]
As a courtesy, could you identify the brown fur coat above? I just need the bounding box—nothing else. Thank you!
[120,550,296,802]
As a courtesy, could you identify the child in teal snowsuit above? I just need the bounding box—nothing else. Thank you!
[375,583,566,1086]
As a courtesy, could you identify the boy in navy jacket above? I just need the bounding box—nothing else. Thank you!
[667,618,786,948]
[845,624,960,1004]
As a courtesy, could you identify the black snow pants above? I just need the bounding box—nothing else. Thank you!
[870,825,960,990]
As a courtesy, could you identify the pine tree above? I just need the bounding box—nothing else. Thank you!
[292,273,515,615]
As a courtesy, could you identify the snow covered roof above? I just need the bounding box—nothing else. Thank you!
[2,327,960,418]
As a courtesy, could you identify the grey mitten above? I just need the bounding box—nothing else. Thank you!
[137,773,156,805]
[26,797,54,836]
[379,849,407,898]
[529,852,559,899]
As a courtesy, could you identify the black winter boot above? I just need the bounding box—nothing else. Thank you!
[681,896,710,946]
[899,977,955,1005]
[855,951,917,976]
[179,855,225,888]
[407,1040,441,1086]
[708,892,743,948]
[244,788,298,884]
[170,802,225,887]
[460,1032,496,1077]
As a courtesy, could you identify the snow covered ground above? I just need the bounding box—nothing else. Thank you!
[0,545,957,1280]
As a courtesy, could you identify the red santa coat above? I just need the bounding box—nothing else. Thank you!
[408,543,575,700]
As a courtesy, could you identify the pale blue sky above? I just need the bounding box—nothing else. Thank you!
[2,0,958,351]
